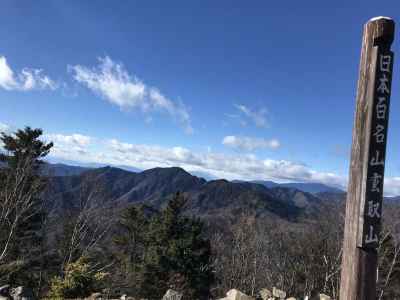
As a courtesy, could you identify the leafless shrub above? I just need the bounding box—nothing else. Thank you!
[61,180,114,268]
[0,154,43,263]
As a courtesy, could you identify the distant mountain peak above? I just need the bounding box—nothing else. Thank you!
[43,162,348,225]
[40,162,344,196]
[40,162,90,177]
[250,180,343,194]
[143,166,193,177]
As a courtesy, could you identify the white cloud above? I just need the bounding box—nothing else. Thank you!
[223,135,280,151]
[44,131,346,189]
[46,133,92,147]
[0,122,12,149]
[70,56,193,134]
[0,122,10,134]
[3,120,400,196]
[1,127,345,192]
[0,56,57,91]
[44,133,93,156]
[235,104,268,128]
[70,57,146,108]
[0,57,16,90]
[383,177,400,197]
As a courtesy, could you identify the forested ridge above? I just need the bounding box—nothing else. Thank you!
[1,127,400,299]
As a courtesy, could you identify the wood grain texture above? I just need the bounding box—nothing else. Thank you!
[339,17,395,300]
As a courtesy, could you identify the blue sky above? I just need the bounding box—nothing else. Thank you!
[1,1,400,194]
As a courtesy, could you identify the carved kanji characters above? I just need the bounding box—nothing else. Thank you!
[367,200,381,218]
[370,173,383,193]
[370,150,385,166]
[376,97,387,119]
[377,73,390,94]
[373,124,385,143]
[365,225,379,244]
[380,55,392,73]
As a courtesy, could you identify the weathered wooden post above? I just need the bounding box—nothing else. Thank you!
[339,17,395,300]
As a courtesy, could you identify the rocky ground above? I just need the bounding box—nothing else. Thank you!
[0,285,332,300]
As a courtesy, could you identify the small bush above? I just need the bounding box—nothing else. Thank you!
[46,256,107,299]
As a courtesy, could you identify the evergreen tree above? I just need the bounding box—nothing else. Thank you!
[140,192,214,300]
[0,127,53,292]
[0,127,52,169]
[113,204,150,293]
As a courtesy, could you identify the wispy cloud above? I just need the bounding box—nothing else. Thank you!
[43,132,346,189]
[384,177,400,197]
[3,120,400,196]
[0,56,57,91]
[0,122,11,148]
[0,122,10,134]
[222,135,280,151]
[44,133,93,155]
[0,123,348,193]
[69,56,193,134]
[45,133,92,147]
[32,127,347,191]
[235,104,268,128]
[224,113,248,127]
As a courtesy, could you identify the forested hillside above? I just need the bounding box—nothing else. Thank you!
[1,128,400,300]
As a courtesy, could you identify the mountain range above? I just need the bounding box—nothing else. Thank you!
[42,163,345,225]
[2,161,396,227]
[246,180,343,194]
[45,163,344,194]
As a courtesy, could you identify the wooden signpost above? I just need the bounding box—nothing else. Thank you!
[339,17,395,300]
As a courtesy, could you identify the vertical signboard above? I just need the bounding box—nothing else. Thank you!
[340,17,395,300]
[358,47,394,248]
